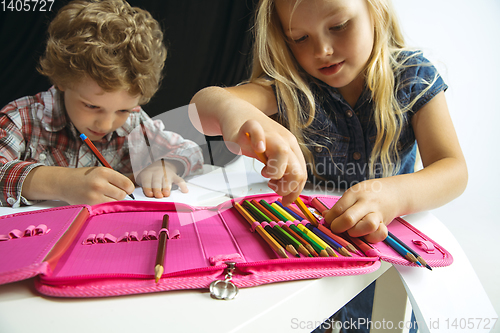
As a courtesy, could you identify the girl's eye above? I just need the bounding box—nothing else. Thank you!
[119,109,131,114]
[330,21,348,32]
[291,35,308,43]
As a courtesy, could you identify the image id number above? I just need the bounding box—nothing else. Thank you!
[1,0,55,12]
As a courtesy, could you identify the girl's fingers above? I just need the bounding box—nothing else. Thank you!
[346,212,382,238]
[363,222,388,244]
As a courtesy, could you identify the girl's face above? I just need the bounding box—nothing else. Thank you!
[276,0,374,94]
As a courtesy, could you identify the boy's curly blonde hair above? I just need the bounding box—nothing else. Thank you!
[38,0,166,104]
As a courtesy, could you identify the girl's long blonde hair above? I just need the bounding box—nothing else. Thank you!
[251,0,433,178]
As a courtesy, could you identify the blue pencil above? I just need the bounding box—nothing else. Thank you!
[384,235,421,266]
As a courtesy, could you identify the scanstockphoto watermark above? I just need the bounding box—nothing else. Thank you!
[290,317,498,331]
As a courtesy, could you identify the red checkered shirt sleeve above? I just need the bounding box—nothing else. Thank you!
[0,100,45,207]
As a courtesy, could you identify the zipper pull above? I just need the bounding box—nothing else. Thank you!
[209,261,239,300]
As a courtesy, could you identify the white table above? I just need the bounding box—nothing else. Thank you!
[0,157,475,333]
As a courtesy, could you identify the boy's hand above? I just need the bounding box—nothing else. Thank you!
[322,178,401,243]
[234,119,307,206]
[56,167,135,205]
[136,159,188,198]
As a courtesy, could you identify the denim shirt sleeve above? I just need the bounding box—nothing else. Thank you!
[396,51,448,114]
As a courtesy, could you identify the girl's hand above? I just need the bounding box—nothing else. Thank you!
[136,160,188,198]
[322,178,401,243]
[234,119,307,206]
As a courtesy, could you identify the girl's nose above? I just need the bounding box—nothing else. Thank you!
[314,35,334,58]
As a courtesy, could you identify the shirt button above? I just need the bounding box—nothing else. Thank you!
[315,146,323,153]
[397,142,403,150]
[39,153,47,161]
[346,110,354,118]
[353,152,361,160]
[7,197,16,205]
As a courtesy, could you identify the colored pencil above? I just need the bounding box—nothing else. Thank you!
[278,198,307,220]
[305,223,351,257]
[259,200,288,222]
[241,200,299,257]
[297,224,338,257]
[280,224,315,257]
[384,234,421,266]
[251,200,280,222]
[311,197,329,214]
[294,197,319,226]
[270,202,296,222]
[290,224,329,257]
[234,202,288,259]
[274,201,303,221]
[154,214,169,283]
[388,231,431,270]
[343,233,381,257]
[79,133,135,200]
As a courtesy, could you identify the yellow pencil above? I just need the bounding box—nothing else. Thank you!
[297,224,338,257]
[234,202,288,259]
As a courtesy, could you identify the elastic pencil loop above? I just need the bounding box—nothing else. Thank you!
[129,231,139,241]
[148,230,157,240]
[412,239,435,253]
[277,221,286,227]
[34,224,49,235]
[82,234,96,245]
[142,230,149,241]
[117,232,130,243]
[159,228,170,239]
[299,220,309,226]
[0,234,9,241]
[261,222,270,228]
[284,221,294,227]
[24,225,36,237]
[96,233,106,243]
[269,221,278,227]
[104,233,117,243]
[9,229,22,239]
[249,221,260,232]
[170,229,180,239]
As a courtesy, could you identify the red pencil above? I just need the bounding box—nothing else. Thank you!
[79,133,135,200]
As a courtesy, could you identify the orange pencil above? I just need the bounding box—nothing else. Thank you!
[234,202,288,259]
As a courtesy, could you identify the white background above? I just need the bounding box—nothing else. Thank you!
[393,0,500,317]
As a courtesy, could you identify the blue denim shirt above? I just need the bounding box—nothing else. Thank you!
[276,51,448,189]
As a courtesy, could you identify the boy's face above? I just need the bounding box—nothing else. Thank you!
[60,78,140,141]
[276,0,374,93]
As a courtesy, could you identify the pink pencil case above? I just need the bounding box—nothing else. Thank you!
[0,193,452,298]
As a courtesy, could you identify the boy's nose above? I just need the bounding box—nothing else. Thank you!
[95,115,114,133]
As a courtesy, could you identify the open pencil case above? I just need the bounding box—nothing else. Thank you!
[0,193,453,298]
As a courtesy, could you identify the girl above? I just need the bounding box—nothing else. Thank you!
[190,0,467,244]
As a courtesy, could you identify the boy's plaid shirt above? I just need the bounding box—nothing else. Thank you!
[0,87,203,207]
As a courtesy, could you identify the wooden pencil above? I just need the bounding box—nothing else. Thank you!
[154,214,169,283]
[234,202,288,259]
[297,224,338,257]
[384,234,421,266]
[290,224,329,257]
[388,231,431,270]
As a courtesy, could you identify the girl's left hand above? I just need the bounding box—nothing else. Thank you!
[322,178,400,243]
[136,159,188,198]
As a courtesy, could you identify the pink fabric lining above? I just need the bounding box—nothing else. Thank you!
[0,194,453,298]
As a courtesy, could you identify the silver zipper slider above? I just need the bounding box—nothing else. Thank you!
[209,261,239,300]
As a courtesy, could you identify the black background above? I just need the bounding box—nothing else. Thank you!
[0,0,257,165]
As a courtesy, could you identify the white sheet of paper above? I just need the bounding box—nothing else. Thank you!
[395,212,498,333]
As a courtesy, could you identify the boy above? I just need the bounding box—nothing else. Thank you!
[0,0,203,207]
